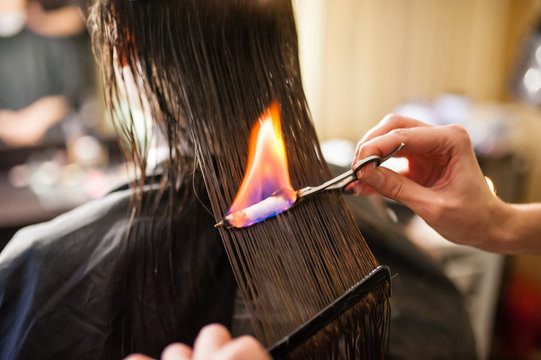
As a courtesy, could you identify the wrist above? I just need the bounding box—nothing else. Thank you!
[504,203,541,256]
[487,200,519,253]
[487,201,541,255]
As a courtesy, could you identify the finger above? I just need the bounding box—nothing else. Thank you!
[347,181,378,196]
[213,336,271,360]
[352,161,378,186]
[359,113,429,145]
[354,124,466,176]
[354,114,430,166]
[193,324,232,360]
[359,166,434,212]
[161,343,193,360]
[124,354,155,360]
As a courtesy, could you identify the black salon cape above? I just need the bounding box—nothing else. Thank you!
[0,184,236,360]
[0,178,476,359]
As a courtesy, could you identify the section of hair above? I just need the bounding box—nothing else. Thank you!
[90,0,389,358]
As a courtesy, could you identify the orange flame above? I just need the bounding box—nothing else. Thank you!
[226,102,296,227]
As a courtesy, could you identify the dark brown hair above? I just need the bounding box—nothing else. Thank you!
[90,1,389,358]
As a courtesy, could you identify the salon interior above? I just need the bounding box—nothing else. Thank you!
[1,0,541,359]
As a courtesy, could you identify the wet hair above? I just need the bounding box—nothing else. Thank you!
[89,0,389,358]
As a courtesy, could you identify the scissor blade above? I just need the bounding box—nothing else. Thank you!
[296,142,404,200]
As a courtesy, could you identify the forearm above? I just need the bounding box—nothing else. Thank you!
[22,95,69,128]
[28,6,85,37]
[493,202,541,256]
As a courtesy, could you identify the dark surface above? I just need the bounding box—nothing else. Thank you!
[324,163,476,359]
[344,193,477,360]
[269,265,391,358]
[0,182,236,360]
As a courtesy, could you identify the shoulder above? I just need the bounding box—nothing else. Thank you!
[0,188,133,266]
[0,188,139,359]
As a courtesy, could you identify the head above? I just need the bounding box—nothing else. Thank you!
[90,0,302,182]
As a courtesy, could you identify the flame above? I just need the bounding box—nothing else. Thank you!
[227,102,296,227]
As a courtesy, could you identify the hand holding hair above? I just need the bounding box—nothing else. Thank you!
[349,114,541,255]
[124,324,270,360]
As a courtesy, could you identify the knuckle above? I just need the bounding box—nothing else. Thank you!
[446,124,471,144]
[200,323,226,336]
[388,128,405,138]
[380,113,400,127]
[354,141,374,160]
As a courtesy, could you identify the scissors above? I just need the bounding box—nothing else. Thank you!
[295,142,405,201]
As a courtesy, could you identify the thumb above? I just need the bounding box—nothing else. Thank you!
[361,167,431,210]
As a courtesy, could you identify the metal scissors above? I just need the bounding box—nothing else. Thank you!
[296,142,405,201]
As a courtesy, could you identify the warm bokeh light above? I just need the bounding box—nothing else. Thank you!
[485,176,496,196]
[226,102,296,227]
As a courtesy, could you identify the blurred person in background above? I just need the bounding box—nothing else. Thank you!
[26,0,86,37]
[0,0,94,147]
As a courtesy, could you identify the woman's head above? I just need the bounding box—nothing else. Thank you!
[89,0,302,186]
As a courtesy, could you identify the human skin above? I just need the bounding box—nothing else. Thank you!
[124,324,271,360]
[349,114,541,256]
[0,0,25,12]
[0,96,69,146]
[26,1,85,37]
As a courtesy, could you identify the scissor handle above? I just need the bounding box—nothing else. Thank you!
[296,142,405,199]
[334,142,405,190]
[340,154,383,189]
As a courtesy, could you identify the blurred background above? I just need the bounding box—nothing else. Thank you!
[0,0,126,248]
[1,0,541,359]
